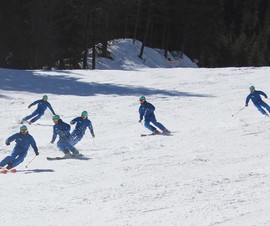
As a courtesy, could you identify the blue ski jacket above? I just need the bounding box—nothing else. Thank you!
[29,99,55,114]
[51,119,71,143]
[139,101,156,121]
[6,132,38,152]
[246,90,268,105]
[70,117,94,135]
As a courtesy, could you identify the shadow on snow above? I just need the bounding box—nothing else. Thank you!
[16,168,55,174]
[0,69,213,98]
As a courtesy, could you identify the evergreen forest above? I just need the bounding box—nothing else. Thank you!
[0,0,269,69]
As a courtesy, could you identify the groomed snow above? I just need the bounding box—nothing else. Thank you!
[1,66,270,226]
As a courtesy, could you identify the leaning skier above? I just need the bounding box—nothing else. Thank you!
[0,125,39,172]
[70,111,95,146]
[50,115,80,158]
[245,86,270,116]
[21,95,56,124]
[138,96,170,135]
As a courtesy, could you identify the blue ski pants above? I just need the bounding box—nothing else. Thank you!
[70,130,84,146]
[144,117,166,132]
[57,137,79,154]
[0,148,27,168]
[23,109,44,123]
[254,101,270,115]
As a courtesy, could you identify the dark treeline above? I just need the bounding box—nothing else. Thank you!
[0,0,269,69]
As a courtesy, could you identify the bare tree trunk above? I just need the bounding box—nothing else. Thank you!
[164,22,170,58]
[83,13,90,69]
[180,25,187,58]
[133,0,142,44]
[138,0,152,59]
[91,10,96,70]
[101,40,108,57]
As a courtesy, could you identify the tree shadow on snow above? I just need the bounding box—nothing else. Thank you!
[0,69,213,98]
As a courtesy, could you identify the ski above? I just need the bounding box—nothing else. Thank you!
[47,157,66,161]
[141,133,156,137]
[0,168,17,174]
[47,154,84,161]
[141,132,173,137]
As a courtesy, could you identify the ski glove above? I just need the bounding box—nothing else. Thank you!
[6,142,10,146]
[245,104,248,107]
[91,133,95,138]
[34,149,39,156]
[28,105,31,108]
[50,141,54,144]
[138,119,142,123]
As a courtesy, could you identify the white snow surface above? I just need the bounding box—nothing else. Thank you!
[1,66,270,226]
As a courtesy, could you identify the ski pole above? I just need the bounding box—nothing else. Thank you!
[139,109,147,126]
[25,155,37,168]
[0,138,3,148]
[232,107,245,117]
[92,137,95,146]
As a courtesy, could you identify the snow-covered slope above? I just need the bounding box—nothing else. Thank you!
[94,39,198,70]
[1,66,270,226]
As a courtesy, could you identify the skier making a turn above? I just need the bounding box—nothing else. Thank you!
[70,111,95,146]
[20,95,56,124]
[0,125,39,173]
[138,96,170,135]
[245,86,270,116]
[50,115,80,158]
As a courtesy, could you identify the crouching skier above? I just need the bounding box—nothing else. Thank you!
[138,96,170,135]
[0,125,39,173]
[70,111,95,146]
[245,86,270,117]
[50,115,80,158]
[20,95,56,124]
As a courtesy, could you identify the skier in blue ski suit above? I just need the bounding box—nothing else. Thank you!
[245,86,270,116]
[70,111,95,146]
[138,96,170,134]
[51,115,80,157]
[0,125,39,170]
[21,95,56,124]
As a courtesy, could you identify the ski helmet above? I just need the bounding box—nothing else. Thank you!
[20,125,28,131]
[52,115,60,120]
[81,111,88,117]
[43,95,48,100]
[249,86,255,91]
[139,96,146,101]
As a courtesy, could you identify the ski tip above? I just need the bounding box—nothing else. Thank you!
[10,168,17,173]
[0,169,8,174]
[1,168,17,174]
